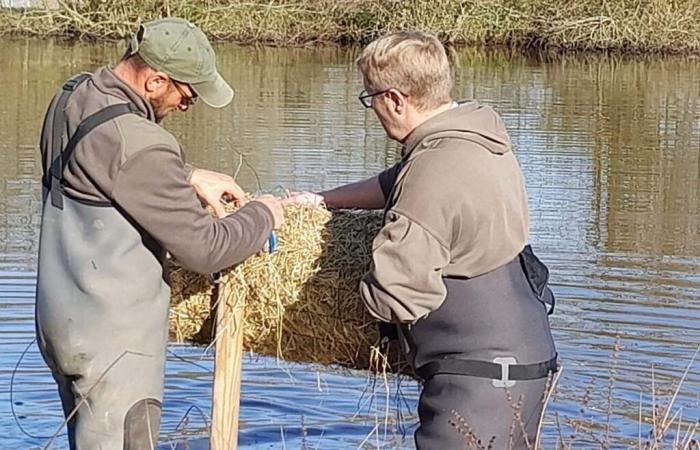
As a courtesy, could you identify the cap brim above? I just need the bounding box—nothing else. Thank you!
[191,72,234,108]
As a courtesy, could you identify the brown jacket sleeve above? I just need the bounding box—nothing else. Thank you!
[360,211,451,322]
[360,149,458,323]
[112,145,273,274]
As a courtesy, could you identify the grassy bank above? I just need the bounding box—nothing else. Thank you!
[1,0,700,54]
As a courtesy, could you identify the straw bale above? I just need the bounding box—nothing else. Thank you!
[169,204,390,370]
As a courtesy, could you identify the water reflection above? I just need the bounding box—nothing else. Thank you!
[0,40,698,449]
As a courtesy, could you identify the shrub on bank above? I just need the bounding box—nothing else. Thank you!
[1,0,700,54]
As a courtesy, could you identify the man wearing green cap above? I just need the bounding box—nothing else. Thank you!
[35,17,283,449]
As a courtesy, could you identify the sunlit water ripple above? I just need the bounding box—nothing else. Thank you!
[0,41,698,449]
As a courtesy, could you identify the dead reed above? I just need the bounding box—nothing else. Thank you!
[169,204,386,370]
[1,0,700,54]
[446,341,698,449]
[545,341,699,449]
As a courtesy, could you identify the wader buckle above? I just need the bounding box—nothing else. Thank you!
[63,76,85,92]
[492,357,517,388]
[415,354,558,383]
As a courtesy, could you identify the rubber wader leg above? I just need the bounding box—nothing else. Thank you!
[48,377,160,450]
[415,374,548,450]
[123,398,162,450]
[51,371,78,449]
[51,351,165,450]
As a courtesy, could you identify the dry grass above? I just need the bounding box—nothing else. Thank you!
[169,204,387,370]
[546,342,699,450]
[1,0,700,54]
[446,341,699,449]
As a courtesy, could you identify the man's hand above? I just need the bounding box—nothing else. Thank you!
[189,168,246,218]
[252,195,285,229]
[282,191,324,207]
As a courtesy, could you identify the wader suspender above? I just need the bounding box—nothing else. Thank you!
[47,74,139,209]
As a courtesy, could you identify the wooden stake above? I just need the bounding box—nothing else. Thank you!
[211,282,245,450]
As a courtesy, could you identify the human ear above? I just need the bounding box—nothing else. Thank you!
[388,89,405,114]
[145,72,170,95]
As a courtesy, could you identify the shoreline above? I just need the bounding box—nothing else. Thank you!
[1,0,700,55]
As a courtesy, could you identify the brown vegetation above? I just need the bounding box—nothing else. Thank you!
[169,205,386,370]
[1,0,700,54]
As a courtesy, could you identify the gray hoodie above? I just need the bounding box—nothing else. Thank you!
[360,101,529,323]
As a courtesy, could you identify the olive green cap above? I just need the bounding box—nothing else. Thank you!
[128,17,233,108]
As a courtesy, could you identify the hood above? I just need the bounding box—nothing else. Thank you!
[402,101,511,158]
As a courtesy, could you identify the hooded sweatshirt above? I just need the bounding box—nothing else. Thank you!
[359,101,529,323]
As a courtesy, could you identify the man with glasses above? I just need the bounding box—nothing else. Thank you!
[36,17,284,449]
[288,31,557,449]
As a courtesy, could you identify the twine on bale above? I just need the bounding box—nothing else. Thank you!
[169,204,395,371]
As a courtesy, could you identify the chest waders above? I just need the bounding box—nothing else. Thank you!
[377,153,558,448]
[36,74,171,450]
[391,248,558,449]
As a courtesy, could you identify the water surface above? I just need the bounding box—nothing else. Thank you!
[0,40,698,449]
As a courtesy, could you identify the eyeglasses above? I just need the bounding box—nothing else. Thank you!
[358,88,392,108]
[172,80,198,107]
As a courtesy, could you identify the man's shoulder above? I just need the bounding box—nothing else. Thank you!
[114,114,181,159]
[403,141,469,178]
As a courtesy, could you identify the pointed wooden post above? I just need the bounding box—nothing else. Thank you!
[211,282,245,450]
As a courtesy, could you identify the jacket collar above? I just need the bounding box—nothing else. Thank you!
[92,66,156,122]
[400,100,510,160]
[401,101,479,158]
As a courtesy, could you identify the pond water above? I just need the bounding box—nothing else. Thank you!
[0,40,698,449]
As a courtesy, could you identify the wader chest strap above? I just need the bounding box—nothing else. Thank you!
[47,74,90,204]
[48,78,139,209]
[416,354,558,382]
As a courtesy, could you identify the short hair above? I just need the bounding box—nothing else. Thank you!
[119,51,150,71]
[357,31,454,111]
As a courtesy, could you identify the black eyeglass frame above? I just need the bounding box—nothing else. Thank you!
[171,80,199,107]
[358,88,393,108]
